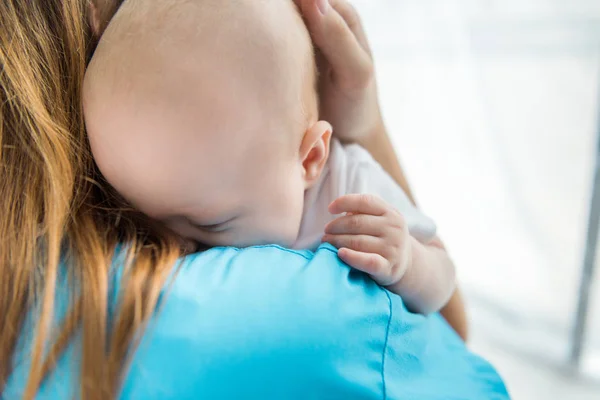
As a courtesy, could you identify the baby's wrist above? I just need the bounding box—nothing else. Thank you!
[390,238,456,314]
[387,238,426,298]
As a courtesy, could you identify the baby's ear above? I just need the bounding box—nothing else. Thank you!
[299,120,332,189]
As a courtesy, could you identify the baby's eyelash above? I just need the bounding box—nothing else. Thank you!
[189,217,236,233]
[198,223,228,232]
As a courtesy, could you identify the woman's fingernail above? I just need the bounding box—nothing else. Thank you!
[317,0,329,15]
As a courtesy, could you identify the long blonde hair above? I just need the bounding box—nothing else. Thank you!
[0,1,181,398]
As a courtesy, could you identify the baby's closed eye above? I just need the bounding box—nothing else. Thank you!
[188,216,237,233]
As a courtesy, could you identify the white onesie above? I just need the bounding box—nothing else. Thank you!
[294,139,437,250]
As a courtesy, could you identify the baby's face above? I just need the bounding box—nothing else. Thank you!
[85,0,320,247]
[157,128,307,248]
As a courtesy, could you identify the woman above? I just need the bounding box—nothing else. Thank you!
[0,0,504,398]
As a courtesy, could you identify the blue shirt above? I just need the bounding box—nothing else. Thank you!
[6,244,509,399]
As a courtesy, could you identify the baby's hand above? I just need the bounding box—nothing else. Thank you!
[322,194,413,287]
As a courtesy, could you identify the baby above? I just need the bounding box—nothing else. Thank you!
[84,0,455,314]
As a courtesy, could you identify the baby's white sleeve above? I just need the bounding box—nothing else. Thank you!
[295,140,437,250]
[341,144,437,242]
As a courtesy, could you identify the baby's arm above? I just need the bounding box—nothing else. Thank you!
[323,194,456,314]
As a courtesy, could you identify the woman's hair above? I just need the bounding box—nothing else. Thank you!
[0,1,181,398]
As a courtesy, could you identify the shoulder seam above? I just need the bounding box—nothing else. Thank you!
[208,245,313,261]
[322,244,391,400]
[381,289,393,400]
[320,246,338,256]
[254,245,312,261]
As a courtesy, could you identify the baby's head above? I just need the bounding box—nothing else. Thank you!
[84,0,331,247]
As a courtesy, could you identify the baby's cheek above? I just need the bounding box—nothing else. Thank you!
[242,208,300,248]
[273,201,304,246]
[251,172,305,246]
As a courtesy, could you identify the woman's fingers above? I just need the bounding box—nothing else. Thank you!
[329,0,371,55]
[336,248,389,278]
[329,194,388,216]
[298,0,373,89]
[324,214,384,236]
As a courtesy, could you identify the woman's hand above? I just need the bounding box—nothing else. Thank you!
[295,0,383,142]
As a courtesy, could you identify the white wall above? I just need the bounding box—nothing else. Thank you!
[350,0,600,397]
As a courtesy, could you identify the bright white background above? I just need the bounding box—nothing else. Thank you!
[350,0,600,398]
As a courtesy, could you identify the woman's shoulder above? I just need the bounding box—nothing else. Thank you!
[151,243,390,325]
[120,244,509,400]
[5,244,508,399]
[121,243,393,399]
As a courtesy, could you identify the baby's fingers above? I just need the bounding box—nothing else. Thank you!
[322,234,382,254]
[324,214,384,236]
[337,248,389,280]
[329,194,388,216]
